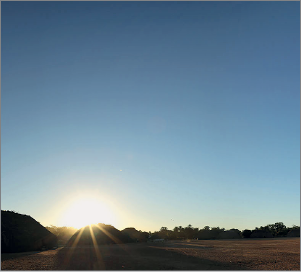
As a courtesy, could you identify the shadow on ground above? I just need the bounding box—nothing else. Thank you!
[56,243,247,270]
[2,239,299,270]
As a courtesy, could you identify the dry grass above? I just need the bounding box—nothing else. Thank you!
[1,237,300,270]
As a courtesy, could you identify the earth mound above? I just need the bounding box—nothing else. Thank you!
[66,223,134,247]
[1,210,58,253]
[121,227,149,242]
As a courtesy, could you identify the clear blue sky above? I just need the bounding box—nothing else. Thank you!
[2,1,300,232]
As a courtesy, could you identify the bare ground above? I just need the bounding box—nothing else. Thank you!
[1,237,300,270]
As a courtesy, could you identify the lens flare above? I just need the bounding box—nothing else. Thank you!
[59,196,116,229]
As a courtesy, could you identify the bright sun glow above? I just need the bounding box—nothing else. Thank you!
[60,196,116,229]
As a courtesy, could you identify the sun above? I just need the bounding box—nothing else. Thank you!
[60,196,116,229]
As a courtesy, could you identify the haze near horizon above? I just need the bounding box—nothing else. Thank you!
[1,1,300,232]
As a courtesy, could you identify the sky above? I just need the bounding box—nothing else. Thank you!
[1,1,300,232]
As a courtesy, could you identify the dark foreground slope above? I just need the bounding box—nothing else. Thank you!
[1,210,58,253]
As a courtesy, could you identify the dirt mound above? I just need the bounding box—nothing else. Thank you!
[121,227,148,242]
[66,223,133,247]
[1,210,58,253]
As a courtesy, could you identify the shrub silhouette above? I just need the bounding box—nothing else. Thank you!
[242,229,252,238]
[250,230,273,238]
[287,229,300,237]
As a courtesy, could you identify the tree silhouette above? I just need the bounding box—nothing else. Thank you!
[242,229,252,238]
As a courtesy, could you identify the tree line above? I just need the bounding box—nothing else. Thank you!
[149,222,300,240]
[46,222,300,244]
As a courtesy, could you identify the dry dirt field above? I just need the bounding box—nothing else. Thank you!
[1,237,300,270]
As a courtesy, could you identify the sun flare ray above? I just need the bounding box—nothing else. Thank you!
[61,227,85,268]
[89,225,105,269]
[94,224,129,253]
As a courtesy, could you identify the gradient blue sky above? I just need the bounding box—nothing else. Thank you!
[2,1,300,232]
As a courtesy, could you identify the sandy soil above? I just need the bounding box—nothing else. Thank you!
[1,237,300,270]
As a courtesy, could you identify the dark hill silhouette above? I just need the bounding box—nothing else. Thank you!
[66,223,135,247]
[1,210,58,253]
[121,227,149,242]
